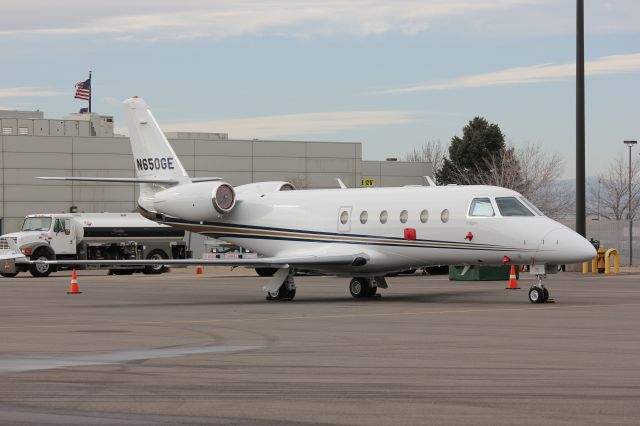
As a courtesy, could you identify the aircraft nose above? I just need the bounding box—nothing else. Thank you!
[538,228,597,264]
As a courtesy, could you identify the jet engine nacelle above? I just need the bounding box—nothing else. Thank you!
[153,181,235,221]
[234,181,296,194]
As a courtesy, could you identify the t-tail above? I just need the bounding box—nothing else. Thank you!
[122,96,191,210]
[37,97,227,216]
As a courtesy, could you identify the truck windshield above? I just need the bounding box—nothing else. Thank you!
[22,217,52,231]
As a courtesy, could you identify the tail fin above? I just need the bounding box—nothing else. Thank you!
[122,97,190,185]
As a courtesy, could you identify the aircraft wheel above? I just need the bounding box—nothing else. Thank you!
[366,285,377,297]
[255,267,277,277]
[266,283,296,301]
[528,287,544,304]
[541,288,549,303]
[0,272,19,278]
[349,277,369,298]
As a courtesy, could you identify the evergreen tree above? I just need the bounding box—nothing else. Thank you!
[436,117,506,185]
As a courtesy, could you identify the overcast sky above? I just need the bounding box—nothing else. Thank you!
[1,0,638,178]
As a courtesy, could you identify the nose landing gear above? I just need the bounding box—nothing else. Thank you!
[529,274,551,303]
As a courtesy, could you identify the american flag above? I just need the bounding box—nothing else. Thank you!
[74,78,91,101]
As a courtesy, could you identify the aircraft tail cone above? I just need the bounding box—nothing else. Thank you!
[67,269,82,294]
[506,265,519,289]
[196,265,204,275]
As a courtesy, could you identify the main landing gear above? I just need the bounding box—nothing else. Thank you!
[265,269,296,301]
[349,276,387,299]
[528,274,550,303]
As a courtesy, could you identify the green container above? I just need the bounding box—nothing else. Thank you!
[449,265,519,281]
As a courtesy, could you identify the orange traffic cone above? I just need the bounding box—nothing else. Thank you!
[506,265,519,289]
[67,269,82,294]
[196,265,204,275]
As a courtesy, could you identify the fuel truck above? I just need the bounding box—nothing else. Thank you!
[0,213,188,277]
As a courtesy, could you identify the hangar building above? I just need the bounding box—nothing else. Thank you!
[0,109,432,251]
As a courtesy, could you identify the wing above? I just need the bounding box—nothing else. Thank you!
[31,253,369,269]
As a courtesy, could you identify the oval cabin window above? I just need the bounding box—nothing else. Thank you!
[441,209,450,223]
[400,210,408,224]
[380,210,388,224]
[420,209,429,223]
[340,210,349,224]
[360,211,368,224]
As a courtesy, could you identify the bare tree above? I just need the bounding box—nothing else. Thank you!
[445,143,570,219]
[590,155,640,220]
[515,144,572,218]
[403,139,447,177]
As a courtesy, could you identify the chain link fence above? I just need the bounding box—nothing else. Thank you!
[560,219,638,266]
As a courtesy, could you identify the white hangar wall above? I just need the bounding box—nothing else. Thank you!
[0,133,432,239]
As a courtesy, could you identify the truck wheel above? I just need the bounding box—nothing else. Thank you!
[144,249,168,274]
[0,272,19,278]
[28,249,55,277]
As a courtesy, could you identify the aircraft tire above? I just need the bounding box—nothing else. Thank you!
[542,288,549,303]
[349,277,368,298]
[266,283,295,301]
[528,287,543,303]
[366,285,377,297]
[255,267,277,277]
[0,272,19,278]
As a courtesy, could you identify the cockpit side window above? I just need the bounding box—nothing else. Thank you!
[495,197,535,216]
[469,198,495,217]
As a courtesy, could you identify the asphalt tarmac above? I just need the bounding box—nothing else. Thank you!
[0,269,639,425]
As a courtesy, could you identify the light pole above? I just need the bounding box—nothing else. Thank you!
[624,140,637,266]
[597,178,601,220]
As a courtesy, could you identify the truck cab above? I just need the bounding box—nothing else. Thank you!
[0,214,73,277]
[0,212,188,278]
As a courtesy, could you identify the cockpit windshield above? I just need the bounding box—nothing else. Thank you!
[519,196,544,216]
[22,217,52,231]
[495,197,535,217]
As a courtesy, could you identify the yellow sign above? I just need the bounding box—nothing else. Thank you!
[361,178,375,187]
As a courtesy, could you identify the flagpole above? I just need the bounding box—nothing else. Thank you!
[88,70,92,113]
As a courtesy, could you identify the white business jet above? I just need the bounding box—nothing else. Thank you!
[35,97,595,303]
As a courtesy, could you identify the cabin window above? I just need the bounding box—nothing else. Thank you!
[420,209,429,223]
[469,198,495,217]
[360,211,368,224]
[495,197,535,216]
[441,209,450,223]
[380,210,388,224]
[340,210,349,224]
[400,210,408,223]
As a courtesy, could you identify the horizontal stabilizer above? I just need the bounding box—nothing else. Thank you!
[31,253,369,269]
[191,177,224,183]
[37,176,180,185]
